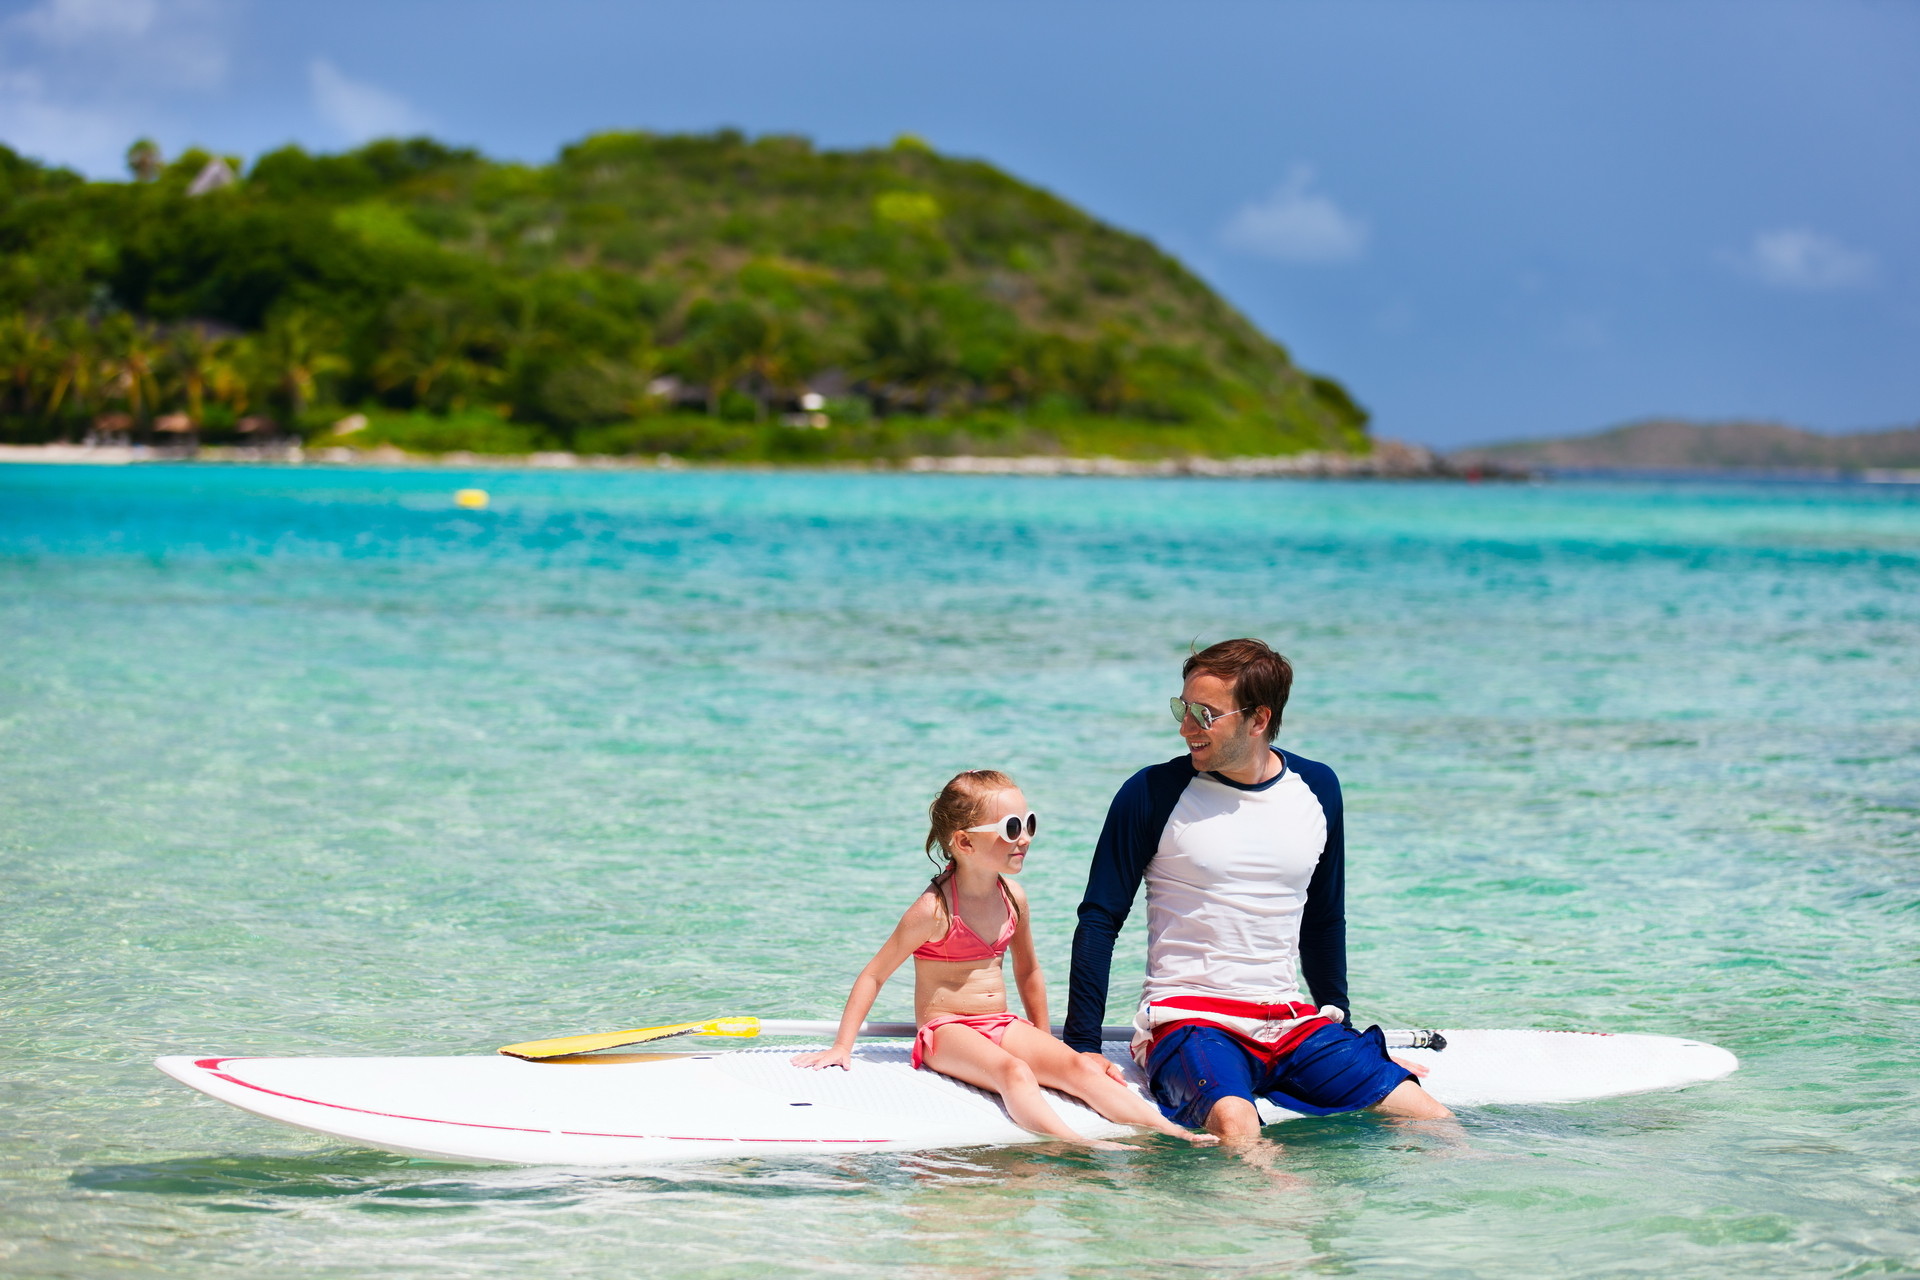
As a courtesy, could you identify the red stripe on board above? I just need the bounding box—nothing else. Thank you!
[206,1071,550,1133]
[560,1130,887,1144]
[192,1059,895,1145]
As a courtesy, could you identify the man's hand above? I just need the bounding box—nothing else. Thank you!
[1081,1050,1127,1082]
[1390,1055,1431,1078]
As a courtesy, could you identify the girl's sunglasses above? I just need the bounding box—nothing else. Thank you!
[964,812,1038,843]
[1170,697,1250,731]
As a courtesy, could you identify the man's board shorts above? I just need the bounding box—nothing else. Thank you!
[1146,1021,1417,1128]
[913,1012,1031,1070]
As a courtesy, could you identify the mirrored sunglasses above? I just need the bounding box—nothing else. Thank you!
[1169,696,1250,731]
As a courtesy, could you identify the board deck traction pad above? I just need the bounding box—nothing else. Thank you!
[155,1027,1739,1167]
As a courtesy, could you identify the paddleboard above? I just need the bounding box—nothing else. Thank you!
[155,1027,1736,1166]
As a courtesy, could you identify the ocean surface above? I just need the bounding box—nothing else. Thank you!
[1,463,1915,1278]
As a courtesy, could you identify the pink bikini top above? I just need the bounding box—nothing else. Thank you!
[913,875,1018,962]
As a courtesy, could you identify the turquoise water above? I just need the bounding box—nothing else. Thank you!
[1,463,1916,1277]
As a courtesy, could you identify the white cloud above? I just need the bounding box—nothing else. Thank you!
[1220,166,1369,264]
[16,0,160,44]
[1726,228,1876,290]
[0,72,135,168]
[0,0,232,173]
[309,58,428,143]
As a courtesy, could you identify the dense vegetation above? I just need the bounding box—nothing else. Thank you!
[0,132,1369,460]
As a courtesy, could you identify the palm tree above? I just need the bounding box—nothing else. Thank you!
[207,340,255,420]
[741,309,818,422]
[672,299,760,417]
[99,315,165,427]
[862,302,958,414]
[166,324,231,427]
[256,310,345,421]
[0,313,54,420]
[371,292,499,412]
[44,317,103,440]
[126,139,163,183]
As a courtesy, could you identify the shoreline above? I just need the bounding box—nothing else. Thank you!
[0,440,1523,480]
[8,442,1915,483]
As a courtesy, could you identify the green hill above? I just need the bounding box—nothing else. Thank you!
[0,132,1369,462]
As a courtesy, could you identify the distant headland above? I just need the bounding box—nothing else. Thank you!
[0,131,1373,467]
[1450,418,1920,479]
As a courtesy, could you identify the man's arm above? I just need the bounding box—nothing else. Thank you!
[1064,769,1168,1053]
[1292,756,1351,1022]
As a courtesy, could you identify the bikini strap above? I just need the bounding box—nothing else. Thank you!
[928,867,956,930]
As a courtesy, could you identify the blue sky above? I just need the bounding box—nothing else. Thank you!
[1,0,1914,448]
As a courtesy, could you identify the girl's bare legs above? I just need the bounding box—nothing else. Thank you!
[924,1024,1126,1149]
[996,1020,1217,1144]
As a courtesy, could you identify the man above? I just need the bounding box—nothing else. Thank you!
[1065,638,1447,1144]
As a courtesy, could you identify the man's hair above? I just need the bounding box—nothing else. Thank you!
[1183,638,1292,742]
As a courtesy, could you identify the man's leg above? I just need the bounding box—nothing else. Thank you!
[1203,1095,1264,1142]
[1146,1028,1303,1179]
[1146,1025,1261,1133]
[1370,1078,1452,1120]
[1269,1023,1454,1120]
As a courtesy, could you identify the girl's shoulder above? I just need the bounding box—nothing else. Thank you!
[900,885,949,931]
[999,874,1031,907]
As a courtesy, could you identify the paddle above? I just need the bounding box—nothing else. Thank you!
[498,1019,1278,1060]
[499,1017,938,1060]
[498,1017,763,1061]
[497,1020,1443,1060]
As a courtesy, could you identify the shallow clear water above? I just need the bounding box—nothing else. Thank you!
[1,464,1915,1277]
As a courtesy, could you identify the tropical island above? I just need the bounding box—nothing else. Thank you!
[0,131,1379,467]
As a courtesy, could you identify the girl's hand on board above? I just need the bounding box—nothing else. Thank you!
[791,1046,853,1071]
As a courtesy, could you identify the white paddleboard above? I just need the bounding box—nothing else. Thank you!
[155,1028,1736,1166]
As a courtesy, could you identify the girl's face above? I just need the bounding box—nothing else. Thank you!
[951,786,1033,876]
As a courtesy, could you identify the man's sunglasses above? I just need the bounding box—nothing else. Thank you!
[1170,697,1251,731]
[964,812,1039,843]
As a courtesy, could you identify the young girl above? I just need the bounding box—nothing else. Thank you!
[792,770,1211,1147]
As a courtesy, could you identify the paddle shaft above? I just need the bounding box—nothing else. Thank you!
[751,1020,1443,1050]
[756,1019,1128,1041]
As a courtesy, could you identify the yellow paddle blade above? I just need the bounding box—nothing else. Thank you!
[498,1016,760,1061]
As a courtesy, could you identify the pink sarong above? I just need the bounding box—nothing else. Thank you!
[912,1012,1028,1069]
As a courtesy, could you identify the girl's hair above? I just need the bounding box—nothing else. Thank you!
[923,769,1022,927]
[924,769,1016,865]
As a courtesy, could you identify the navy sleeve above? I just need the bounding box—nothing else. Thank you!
[1287,752,1350,1021]
[1065,757,1192,1052]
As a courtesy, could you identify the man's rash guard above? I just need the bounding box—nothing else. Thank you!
[1064,748,1350,1054]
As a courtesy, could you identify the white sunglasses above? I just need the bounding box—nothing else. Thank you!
[963,812,1038,842]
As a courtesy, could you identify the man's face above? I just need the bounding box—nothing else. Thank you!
[1178,672,1268,774]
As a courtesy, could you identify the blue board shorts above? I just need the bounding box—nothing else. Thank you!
[1145,1022,1417,1129]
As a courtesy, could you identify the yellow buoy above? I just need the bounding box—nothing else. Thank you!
[454,488,489,509]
